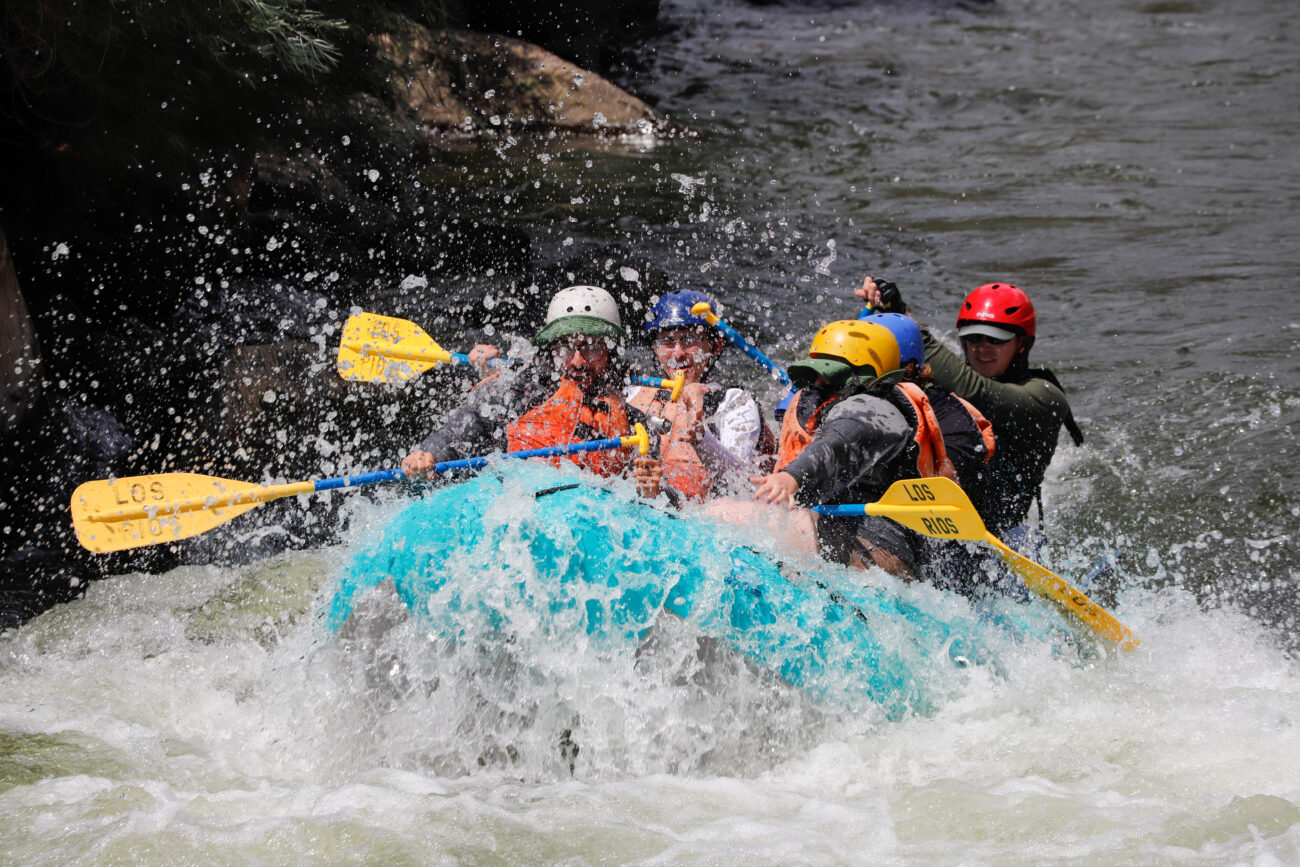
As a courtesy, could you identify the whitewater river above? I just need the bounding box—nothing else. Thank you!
[3,0,1299,862]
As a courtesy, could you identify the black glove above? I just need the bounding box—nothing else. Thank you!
[874,280,907,314]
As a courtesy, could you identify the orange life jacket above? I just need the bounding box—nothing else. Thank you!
[774,390,837,471]
[895,382,957,481]
[627,385,713,500]
[505,378,633,477]
[775,383,994,482]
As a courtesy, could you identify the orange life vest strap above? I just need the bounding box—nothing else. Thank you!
[775,390,838,471]
[952,393,996,464]
[895,382,957,481]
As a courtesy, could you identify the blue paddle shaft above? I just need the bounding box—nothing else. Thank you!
[813,504,867,517]
[449,353,510,369]
[441,353,512,369]
[712,318,791,385]
[313,469,407,492]
[309,438,628,492]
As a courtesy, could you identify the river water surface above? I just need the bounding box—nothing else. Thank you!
[3,0,1299,862]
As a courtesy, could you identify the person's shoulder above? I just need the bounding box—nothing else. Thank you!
[469,366,519,396]
[479,363,554,400]
[825,391,906,425]
[1019,371,1072,405]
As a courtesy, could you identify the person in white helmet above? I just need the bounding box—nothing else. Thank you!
[402,285,649,484]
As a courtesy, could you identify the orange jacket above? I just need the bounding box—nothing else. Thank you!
[506,378,633,477]
[775,390,837,472]
[775,382,994,483]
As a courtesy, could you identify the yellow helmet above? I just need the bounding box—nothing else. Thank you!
[787,320,901,387]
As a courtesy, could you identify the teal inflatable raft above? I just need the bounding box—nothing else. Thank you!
[326,464,1070,718]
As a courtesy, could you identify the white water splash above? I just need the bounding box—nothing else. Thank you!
[1,497,1297,863]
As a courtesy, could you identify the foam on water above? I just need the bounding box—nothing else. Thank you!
[2,468,1298,862]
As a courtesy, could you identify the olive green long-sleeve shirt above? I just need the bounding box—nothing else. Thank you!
[921,329,1077,532]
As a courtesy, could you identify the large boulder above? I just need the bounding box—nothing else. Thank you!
[377,27,671,137]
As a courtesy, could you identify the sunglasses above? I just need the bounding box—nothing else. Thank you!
[960,333,1014,347]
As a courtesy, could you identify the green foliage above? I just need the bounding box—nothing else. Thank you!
[0,0,448,223]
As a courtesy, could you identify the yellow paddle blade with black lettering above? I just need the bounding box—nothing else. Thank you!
[337,312,452,384]
[70,473,312,553]
[863,477,991,540]
[864,477,1140,650]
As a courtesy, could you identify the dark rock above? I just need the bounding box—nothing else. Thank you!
[218,341,346,448]
[0,227,43,433]
[449,0,663,74]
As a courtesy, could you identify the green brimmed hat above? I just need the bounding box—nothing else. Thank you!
[787,356,856,388]
[786,320,901,388]
[535,285,625,345]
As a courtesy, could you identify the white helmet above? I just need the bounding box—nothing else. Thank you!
[535,284,624,345]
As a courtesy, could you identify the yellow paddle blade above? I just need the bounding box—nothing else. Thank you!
[337,312,452,384]
[867,477,1140,650]
[863,477,990,540]
[70,473,312,553]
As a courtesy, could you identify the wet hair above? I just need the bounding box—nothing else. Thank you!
[901,361,934,386]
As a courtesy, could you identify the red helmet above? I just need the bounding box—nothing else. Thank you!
[956,283,1036,338]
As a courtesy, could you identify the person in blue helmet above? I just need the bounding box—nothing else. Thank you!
[625,290,775,501]
[857,307,1027,590]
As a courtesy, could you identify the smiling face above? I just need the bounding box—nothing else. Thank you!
[650,326,723,385]
[552,334,613,392]
[961,332,1026,380]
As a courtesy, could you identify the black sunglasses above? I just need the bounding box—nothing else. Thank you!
[961,333,1013,346]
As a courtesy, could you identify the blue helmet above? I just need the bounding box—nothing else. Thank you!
[858,311,925,366]
[644,289,713,335]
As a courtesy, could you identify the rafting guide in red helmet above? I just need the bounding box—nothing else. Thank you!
[858,276,1083,537]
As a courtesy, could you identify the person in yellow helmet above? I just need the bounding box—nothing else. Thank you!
[750,320,994,578]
